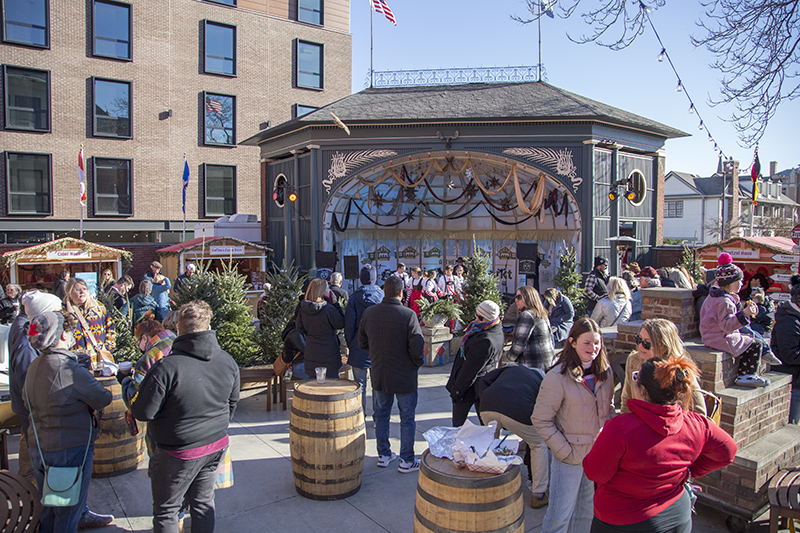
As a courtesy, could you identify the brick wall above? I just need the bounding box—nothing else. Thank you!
[641,287,698,339]
[718,375,791,449]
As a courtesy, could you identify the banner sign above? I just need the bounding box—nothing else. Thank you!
[210,246,245,255]
[46,250,91,260]
[723,249,760,259]
[772,254,800,263]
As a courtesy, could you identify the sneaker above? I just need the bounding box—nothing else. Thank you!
[763,350,782,366]
[78,510,114,529]
[530,493,549,509]
[735,374,770,388]
[398,459,420,473]
[377,452,397,467]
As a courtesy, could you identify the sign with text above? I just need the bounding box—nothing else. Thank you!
[46,250,91,260]
[771,273,795,283]
[209,246,245,255]
[771,292,791,302]
[792,223,800,244]
[723,249,760,259]
[772,254,800,263]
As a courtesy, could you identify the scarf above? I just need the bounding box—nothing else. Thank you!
[459,316,501,359]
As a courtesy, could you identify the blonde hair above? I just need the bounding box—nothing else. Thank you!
[542,288,560,309]
[607,277,631,300]
[410,267,422,277]
[516,286,548,319]
[639,318,689,361]
[177,300,212,335]
[64,278,102,311]
[305,278,328,303]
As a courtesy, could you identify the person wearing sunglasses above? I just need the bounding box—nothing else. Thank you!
[619,319,706,416]
[583,355,736,533]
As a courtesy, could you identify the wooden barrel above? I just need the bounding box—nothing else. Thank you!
[92,376,146,478]
[414,449,524,533]
[289,379,365,500]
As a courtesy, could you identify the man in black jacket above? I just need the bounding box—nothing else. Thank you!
[475,364,548,509]
[131,300,240,533]
[772,281,800,424]
[584,256,609,314]
[359,275,425,473]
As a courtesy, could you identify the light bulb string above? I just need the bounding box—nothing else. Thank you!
[638,1,727,160]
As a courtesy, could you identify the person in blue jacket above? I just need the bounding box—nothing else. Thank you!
[345,265,385,412]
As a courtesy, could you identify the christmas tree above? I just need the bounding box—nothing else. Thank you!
[255,260,307,363]
[553,245,587,317]
[460,247,502,330]
[97,290,141,363]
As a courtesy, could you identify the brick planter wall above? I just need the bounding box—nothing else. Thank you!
[640,287,698,339]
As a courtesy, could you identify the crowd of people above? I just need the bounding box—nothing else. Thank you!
[1,247,797,532]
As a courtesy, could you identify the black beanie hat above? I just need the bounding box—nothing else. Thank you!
[360,264,377,285]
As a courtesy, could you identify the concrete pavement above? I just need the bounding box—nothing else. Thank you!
[4,364,775,531]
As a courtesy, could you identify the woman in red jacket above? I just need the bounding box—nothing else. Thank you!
[583,355,736,533]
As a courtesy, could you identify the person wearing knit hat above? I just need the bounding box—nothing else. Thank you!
[700,258,773,388]
[345,264,385,412]
[446,300,504,426]
[771,280,800,422]
[24,310,114,530]
[585,257,610,314]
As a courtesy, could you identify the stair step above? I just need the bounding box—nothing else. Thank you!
[716,372,792,449]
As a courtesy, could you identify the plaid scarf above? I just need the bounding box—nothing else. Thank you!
[459,316,501,358]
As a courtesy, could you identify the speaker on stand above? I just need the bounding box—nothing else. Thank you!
[517,242,540,292]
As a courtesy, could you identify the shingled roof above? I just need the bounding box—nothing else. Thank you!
[242,81,688,145]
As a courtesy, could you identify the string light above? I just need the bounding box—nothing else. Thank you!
[639,0,727,160]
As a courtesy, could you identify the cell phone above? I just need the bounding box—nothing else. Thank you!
[125,410,139,436]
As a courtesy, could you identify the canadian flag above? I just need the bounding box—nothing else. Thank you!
[78,148,87,206]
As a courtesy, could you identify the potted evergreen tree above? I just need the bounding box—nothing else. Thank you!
[418,298,462,327]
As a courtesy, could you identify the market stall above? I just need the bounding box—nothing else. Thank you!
[697,236,798,302]
[156,236,272,312]
[1,237,130,293]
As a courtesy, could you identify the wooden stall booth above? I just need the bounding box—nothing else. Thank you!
[156,236,272,313]
[697,236,798,302]
[1,237,130,293]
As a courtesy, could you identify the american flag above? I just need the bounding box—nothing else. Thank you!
[78,148,87,206]
[206,98,223,115]
[371,0,396,25]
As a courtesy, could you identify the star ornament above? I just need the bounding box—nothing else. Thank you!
[403,211,415,222]
[487,176,501,188]
[29,323,39,336]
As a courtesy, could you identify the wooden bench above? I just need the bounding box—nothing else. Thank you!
[239,367,286,412]
[0,469,41,532]
[769,468,800,533]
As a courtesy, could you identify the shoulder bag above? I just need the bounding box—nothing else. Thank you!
[25,377,92,507]
[274,350,301,377]
[71,304,115,364]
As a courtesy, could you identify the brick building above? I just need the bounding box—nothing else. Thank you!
[0,0,352,245]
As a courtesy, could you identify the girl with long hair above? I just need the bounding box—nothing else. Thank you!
[542,288,574,346]
[532,317,615,533]
[509,286,555,371]
[296,278,345,378]
[591,276,632,328]
[64,277,115,364]
[407,268,425,316]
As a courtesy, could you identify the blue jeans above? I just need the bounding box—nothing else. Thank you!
[351,366,369,414]
[373,389,417,463]
[790,390,800,424]
[542,457,594,533]
[292,361,310,380]
[149,446,226,533]
[29,443,94,533]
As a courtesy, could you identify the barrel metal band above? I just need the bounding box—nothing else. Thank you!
[294,484,361,501]
[292,471,361,485]
[416,485,521,512]
[289,424,366,438]
[293,387,361,402]
[414,508,524,533]
[420,457,518,489]
[291,406,363,420]
[292,456,363,470]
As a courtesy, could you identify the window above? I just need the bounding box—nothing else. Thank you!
[203,92,235,145]
[665,200,683,218]
[92,0,131,60]
[3,66,50,131]
[204,0,236,5]
[298,0,322,25]
[203,21,236,76]
[203,164,235,216]
[93,157,132,215]
[294,104,318,118]
[93,78,131,138]
[1,0,48,48]
[297,40,323,89]
[5,152,51,214]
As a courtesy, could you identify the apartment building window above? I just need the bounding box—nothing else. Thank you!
[94,157,132,215]
[93,78,131,138]
[203,92,235,145]
[1,0,49,48]
[298,0,323,25]
[5,151,51,214]
[3,65,50,131]
[203,164,235,216]
[204,21,236,76]
[92,0,131,60]
[297,40,323,89]
[205,0,236,5]
[665,200,683,218]
[294,104,318,118]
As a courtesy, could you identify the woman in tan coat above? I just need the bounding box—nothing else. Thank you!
[531,317,614,533]
[620,318,707,416]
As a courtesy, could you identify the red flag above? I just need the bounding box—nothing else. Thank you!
[371,0,396,25]
[78,148,87,206]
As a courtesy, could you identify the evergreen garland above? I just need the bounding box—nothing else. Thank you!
[553,246,587,318]
[459,247,502,330]
[255,261,307,364]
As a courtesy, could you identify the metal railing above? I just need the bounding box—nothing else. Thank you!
[370,65,545,88]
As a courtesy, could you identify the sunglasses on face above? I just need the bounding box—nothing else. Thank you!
[515,294,523,300]
[634,335,652,350]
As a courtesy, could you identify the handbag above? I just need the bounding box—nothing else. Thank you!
[26,377,92,507]
[71,303,115,364]
[274,350,301,377]
[214,447,234,489]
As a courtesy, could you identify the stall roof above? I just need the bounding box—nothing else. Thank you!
[156,236,272,256]
[698,236,795,256]
[0,237,132,265]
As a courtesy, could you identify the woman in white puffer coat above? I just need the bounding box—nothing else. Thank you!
[591,277,632,328]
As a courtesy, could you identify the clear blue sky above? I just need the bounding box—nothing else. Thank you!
[350,1,799,177]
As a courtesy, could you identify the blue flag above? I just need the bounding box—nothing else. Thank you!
[541,0,554,18]
[182,157,190,213]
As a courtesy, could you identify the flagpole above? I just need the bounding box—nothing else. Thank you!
[182,152,187,242]
[370,0,374,88]
[80,144,84,240]
[537,1,542,82]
